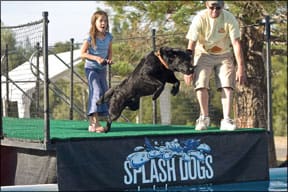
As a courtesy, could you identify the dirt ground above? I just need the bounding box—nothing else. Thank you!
[274,136,287,162]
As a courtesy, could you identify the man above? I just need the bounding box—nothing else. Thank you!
[184,0,246,131]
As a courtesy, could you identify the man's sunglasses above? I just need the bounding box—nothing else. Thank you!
[209,6,222,10]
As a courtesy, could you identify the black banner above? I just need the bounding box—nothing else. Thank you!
[56,131,269,191]
[1,146,57,186]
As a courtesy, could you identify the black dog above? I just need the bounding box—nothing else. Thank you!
[97,47,194,132]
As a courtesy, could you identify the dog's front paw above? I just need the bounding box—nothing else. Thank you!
[171,86,179,96]
[171,81,180,95]
[105,117,112,133]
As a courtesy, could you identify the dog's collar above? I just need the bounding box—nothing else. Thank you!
[155,51,169,69]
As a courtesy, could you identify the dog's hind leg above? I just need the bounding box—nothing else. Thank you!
[97,87,115,105]
[127,98,140,111]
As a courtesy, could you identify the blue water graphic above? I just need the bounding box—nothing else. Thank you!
[127,138,211,169]
[134,167,287,191]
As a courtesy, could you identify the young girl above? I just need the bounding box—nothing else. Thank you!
[81,10,113,133]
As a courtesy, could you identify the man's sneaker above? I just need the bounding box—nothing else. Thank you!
[220,118,237,131]
[195,116,210,130]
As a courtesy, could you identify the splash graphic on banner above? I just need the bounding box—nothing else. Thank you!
[123,138,214,185]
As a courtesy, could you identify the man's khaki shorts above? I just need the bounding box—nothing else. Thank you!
[193,52,236,90]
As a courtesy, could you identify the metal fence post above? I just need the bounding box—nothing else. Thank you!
[4,44,9,117]
[36,42,40,117]
[0,56,1,137]
[151,29,157,124]
[70,38,74,120]
[107,56,111,89]
[42,11,50,146]
[264,15,278,167]
[265,15,273,133]
[0,44,7,137]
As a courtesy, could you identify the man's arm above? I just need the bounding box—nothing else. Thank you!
[187,39,197,51]
[231,38,246,85]
[184,40,197,85]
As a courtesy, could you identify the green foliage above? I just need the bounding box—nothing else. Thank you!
[111,42,148,70]
[7,52,26,70]
[139,96,157,124]
[52,41,72,53]
[29,77,88,120]
[75,60,85,76]
[271,54,287,136]
[111,61,134,77]
[171,89,198,125]
[117,96,154,124]
[50,80,87,120]
[1,28,17,51]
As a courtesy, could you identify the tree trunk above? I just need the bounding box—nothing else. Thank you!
[234,17,277,167]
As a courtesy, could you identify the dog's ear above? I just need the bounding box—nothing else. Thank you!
[160,47,171,56]
[160,47,175,59]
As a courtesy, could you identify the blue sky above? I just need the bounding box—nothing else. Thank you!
[1,1,111,46]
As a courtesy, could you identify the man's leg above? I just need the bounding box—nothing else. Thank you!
[196,88,209,117]
[221,87,233,119]
[220,87,237,130]
[215,53,237,130]
[195,88,210,130]
[193,54,212,130]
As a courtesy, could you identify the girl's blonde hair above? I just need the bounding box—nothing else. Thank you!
[89,10,110,48]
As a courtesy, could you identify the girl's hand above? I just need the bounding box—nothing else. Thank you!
[100,58,113,65]
[106,59,113,65]
[98,57,107,65]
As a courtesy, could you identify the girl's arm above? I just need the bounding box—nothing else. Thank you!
[80,40,106,64]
